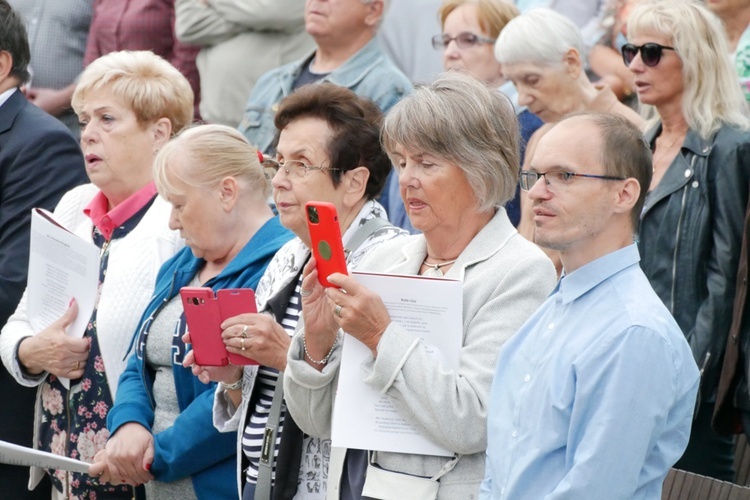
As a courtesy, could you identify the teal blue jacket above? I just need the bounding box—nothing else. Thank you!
[108,216,292,499]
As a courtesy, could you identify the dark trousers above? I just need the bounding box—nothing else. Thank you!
[675,401,735,481]
[0,368,51,499]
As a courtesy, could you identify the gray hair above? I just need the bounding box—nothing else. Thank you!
[154,124,270,201]
[381,71,519,212]
[495,8,584,66]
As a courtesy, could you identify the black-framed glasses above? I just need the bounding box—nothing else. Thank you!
[431,32,496,50]
[263,158,340,180]
[519,170,625,191]
[621,43,676,67]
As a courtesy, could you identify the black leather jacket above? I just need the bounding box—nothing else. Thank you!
[638,123,750,401]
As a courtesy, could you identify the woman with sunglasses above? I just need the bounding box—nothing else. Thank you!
[625,0,750,481]
[495,8,644,274]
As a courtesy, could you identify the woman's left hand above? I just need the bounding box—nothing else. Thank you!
[89,449,110,483]
[98,422,155,486]
[221,313,291,371]
[324,273,391,356]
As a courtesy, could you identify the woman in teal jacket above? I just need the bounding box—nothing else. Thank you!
[89,125,292,499]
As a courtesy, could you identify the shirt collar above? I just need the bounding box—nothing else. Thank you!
[555,244,641,304]
[84,183,158,241]
[0,87,17,108]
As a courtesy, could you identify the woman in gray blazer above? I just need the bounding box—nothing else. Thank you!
[284,72,558,499]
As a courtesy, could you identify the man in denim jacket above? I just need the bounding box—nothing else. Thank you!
[237,0,415,233]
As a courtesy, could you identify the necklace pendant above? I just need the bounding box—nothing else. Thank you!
[422,265,444,278]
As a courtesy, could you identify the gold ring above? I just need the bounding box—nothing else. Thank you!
[241,325,248,338]
[241,338,246,351]
[74,361,80,370]
[334,304,343,318]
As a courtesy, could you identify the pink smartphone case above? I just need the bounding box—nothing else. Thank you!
[179,287,258,366]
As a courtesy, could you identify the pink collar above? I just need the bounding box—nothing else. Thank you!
[84,183,158,240]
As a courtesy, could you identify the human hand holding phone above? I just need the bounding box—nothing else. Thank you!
[305,201,348,287]
[179,287,258,366]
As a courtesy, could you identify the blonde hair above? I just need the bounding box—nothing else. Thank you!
[438,0,520,38]
[628,0,750,138]
[153,124,270,201]
[72,51,194,135]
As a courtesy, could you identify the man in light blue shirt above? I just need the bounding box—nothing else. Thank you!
[480,113,699,499]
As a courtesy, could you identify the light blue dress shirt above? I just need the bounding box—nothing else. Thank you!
[480,244,699,499]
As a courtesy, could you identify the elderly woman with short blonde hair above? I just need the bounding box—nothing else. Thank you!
[0,50,192,499]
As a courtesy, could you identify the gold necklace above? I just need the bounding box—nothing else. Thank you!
[653,132,685,173]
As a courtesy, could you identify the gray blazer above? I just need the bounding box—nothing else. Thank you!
[284,209,557,499]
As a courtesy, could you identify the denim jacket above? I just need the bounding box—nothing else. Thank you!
[238,37,412,154]
[638,122,750,402]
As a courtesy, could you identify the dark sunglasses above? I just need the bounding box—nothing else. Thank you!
[431,32,496,50]
[621,43,676,67]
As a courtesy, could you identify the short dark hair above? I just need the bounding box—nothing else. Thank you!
[0,0,31,85]
[273,83,391,200]
[568,112,652,231]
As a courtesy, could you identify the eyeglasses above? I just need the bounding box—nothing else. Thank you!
[263,158,340,180]
[519,170,625,191]
[621,43,676,67]
[431,32,496,50]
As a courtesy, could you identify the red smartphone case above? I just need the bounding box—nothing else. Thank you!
[305,201,348,287]
[217,289,259,366]
[180,287,258,366]
[180,287,227,366]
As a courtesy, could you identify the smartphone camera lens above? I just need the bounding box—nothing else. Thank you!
[307,205,319,224]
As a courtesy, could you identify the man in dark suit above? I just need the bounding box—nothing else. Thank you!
[0,2,87,497]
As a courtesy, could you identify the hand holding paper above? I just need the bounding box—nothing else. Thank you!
[17,299,89,379]
[27,208,100,389]
[99,423,154,486]
[0,440,89,474]
[323,272,391,355]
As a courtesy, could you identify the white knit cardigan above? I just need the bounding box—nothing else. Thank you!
[0,183,183,488]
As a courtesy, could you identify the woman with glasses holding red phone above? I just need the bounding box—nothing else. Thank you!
[185,84,408,500]
[625,0,750,482]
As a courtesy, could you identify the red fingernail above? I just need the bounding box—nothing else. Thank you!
[145,463,152,471]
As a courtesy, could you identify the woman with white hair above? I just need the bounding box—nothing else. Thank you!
[495,8,643,273]
[625,0,750,481]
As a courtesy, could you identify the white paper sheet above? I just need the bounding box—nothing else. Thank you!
[28,208,100,388]
[0,440,90,473]
[331,271,462,457]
